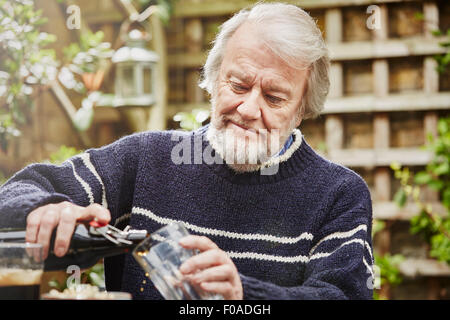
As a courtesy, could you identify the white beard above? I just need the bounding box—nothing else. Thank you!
[207,111,295,173]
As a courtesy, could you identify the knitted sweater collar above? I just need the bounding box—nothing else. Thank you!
[198,124,317,185]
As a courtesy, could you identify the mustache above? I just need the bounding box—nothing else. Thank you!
[223,116,250,128]
[219,115,263,133]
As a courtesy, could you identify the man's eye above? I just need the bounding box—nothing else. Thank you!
[230,82,247,92]
[265,95,283,104]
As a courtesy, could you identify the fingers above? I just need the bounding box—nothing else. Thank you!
[25,206,45,244]
[36,205,60,260]
[179,236,229,274]
[54,206,77,257]
[179,248,228,274]
[78,203,111,224]
[26,207,46,262]
[25,202,111,260]
[178,235,243,300]
[179,235,219,252]
[189,264,235,283]
[53,203,110,257]
[187,264,242,300]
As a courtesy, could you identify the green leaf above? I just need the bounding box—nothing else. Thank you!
[390,161,401,171]
[374,253,404,287]
[443,188,450,210]
[47,279,65,291]
[430,234,450,263]
[88,271,105,288]
[393,188,407,207]
[33,17,48,26]
[372,219,386,237]
[39,32,57,45]
[90,262,104,274]
[414,12,424,21]
[438,118,449,135]
[428,179,444,191]
[433,161,449,176]
[47,279,59,288]
[48,145,82,164]
[414,171,432,185]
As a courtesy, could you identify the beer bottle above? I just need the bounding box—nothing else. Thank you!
[0,223,148,271]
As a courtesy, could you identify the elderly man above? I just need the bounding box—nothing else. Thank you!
[0,3,373,300]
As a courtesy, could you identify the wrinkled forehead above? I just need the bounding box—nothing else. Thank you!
[220,23,307,84]
[224,21,309,71]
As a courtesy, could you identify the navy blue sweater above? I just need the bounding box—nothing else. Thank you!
[0,126,374,299]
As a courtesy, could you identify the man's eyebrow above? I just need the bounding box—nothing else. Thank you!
[227,69,253,83]
[263,80,291,97]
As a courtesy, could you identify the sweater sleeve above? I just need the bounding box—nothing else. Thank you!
[0,133,142,229]
[240,172,374,300]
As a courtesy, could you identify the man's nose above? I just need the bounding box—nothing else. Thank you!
[236,90,262,120]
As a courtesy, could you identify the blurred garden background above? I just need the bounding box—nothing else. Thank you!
[0,0,449,299]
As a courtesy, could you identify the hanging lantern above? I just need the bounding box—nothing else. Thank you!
[112,29,159,107]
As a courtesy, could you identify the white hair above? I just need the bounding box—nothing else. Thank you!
[199,2,330,119]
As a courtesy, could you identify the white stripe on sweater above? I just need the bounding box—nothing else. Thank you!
[364,241,373,260]
[227,251,309,263]
[78,153,108,208]
[227,242,373,268]
[311,238,373,275]
[310,238,365,260]
[311,238,373,272]
[68,159,94,204]
[309,224,367,255]
[132,206,313,244]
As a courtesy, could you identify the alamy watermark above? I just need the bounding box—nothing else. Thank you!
[366,5,381,30]
[66,4,81,30]
[66,264,81,289]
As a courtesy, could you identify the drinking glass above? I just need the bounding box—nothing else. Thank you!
[0,242,43,300]
[133,223,223,300]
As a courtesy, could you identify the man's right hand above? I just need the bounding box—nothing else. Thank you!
[25,201,111,260]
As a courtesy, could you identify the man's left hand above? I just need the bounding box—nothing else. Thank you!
[178,235,243,300]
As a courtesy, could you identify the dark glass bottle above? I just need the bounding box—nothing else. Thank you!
[0,223,148,271]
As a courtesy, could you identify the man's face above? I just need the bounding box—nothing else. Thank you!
[209,22,309,170]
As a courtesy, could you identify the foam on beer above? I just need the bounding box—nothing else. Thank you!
[0,268,43,286]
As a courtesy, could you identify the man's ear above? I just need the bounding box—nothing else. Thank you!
[295,116,303,128]
[296,72,309,127]
[295,102,305,128]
